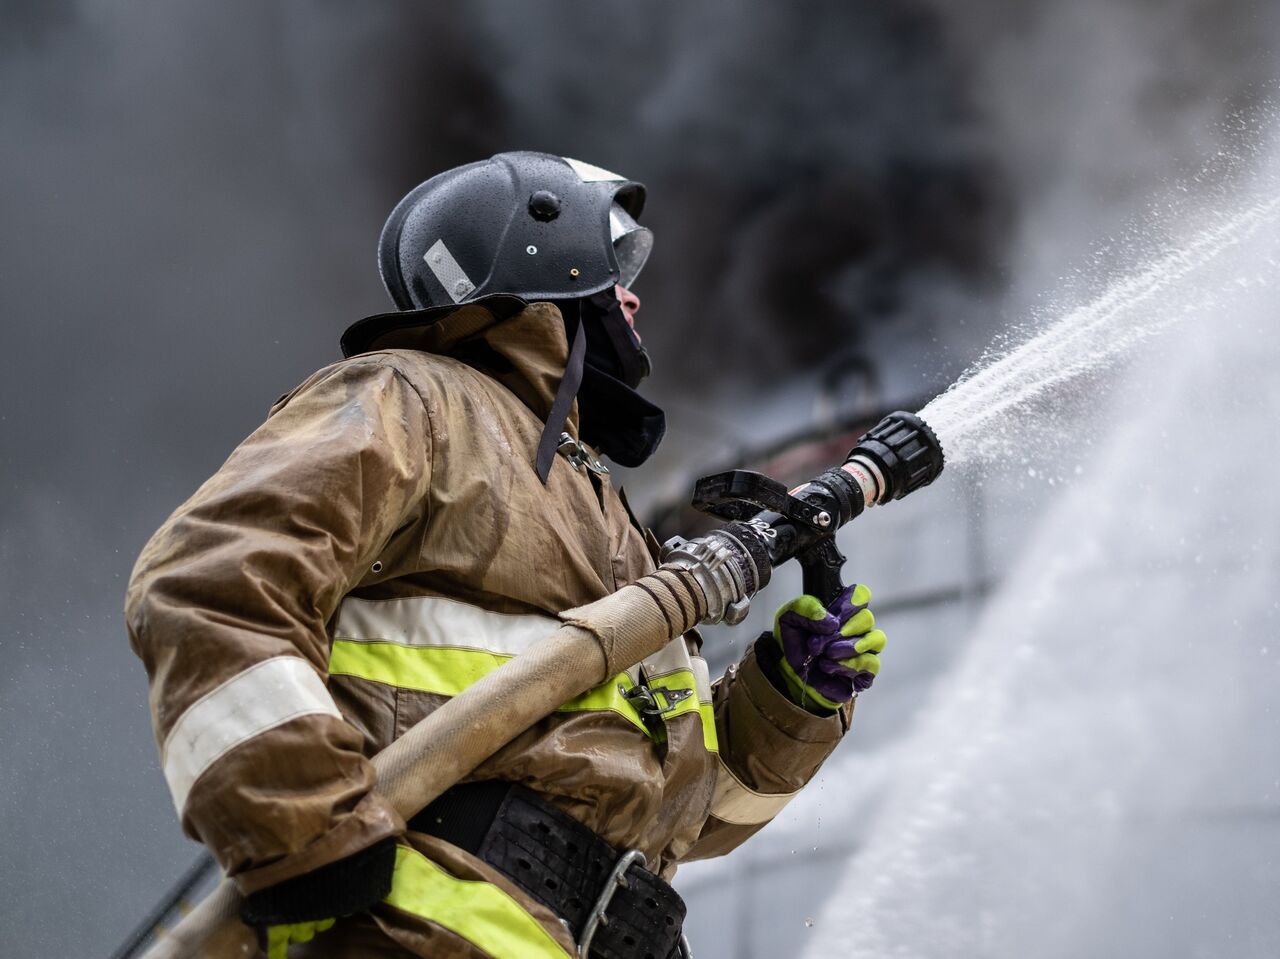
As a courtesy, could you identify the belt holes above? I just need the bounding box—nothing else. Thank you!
[645,954,656,959]
[645,897,658,909]
[545,878,558,891]
[371,560,384,573]
[517,858,531,870]
[665,916,675,927]
[623,935,636,946]
[536,822,551,835]
[566,841,579,856]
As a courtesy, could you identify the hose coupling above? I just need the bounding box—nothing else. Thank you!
[659,529,761,626]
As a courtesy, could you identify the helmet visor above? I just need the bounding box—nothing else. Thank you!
[609,203,653,288]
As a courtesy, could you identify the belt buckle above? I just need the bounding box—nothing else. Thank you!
[576,848,646,959]
[576,849,694,959]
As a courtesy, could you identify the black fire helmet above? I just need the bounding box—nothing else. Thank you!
[342,151,650,355]
[341,152,660,481]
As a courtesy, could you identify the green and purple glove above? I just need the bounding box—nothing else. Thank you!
[772,584,886,711]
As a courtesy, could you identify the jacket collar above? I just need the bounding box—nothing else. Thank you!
[348,298,578,431]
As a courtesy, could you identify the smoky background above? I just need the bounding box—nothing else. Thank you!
[1,2,1277,957]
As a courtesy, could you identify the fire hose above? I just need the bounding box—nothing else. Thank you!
[133,411,943,959]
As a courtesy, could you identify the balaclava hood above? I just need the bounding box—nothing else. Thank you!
[568,289,665,468]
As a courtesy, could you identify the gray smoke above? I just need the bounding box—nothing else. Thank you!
[471,1,1010,387]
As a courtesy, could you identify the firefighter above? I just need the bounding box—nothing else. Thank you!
[126,151,886,959]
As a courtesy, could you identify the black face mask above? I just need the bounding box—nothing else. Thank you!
[551,291,665,469]
[580,288,651,389]
[576,365,665,468]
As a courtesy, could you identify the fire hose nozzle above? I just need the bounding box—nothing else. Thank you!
[843,410,945,506]
[681,410,945,616]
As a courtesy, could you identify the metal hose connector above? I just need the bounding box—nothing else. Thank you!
[658,528,761,625]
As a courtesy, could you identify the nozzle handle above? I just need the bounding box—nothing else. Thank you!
[798,536,847,608]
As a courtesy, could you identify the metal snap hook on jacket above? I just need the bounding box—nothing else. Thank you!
[556,432,609,475]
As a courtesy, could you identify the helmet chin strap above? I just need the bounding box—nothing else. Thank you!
[535,302,588,484]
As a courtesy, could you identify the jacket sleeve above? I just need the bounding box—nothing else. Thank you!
[681,635,854,861]
[125,357,432,895]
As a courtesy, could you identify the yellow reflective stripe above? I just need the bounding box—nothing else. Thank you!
[649,670,698,720]
[557,671,649,734]
[330,642,720,751]
[649,670,719,753]
[698,702,719,754]
[384,846,570,958]
[329,641,507,695]
[329,640,649,734]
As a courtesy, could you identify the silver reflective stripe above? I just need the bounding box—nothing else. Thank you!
[641,635,694,679]
[161,656,341,814]
[689,654,714,704]
[333,595,560,655]
[562,156,624,182]
[708,757,799,826]
[423,239,476,303]
[641,639,713,695]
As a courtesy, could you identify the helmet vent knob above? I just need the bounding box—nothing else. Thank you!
[528,190,561,221]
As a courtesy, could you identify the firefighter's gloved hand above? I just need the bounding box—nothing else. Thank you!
[772,584,886,711]
[264,919,335,959]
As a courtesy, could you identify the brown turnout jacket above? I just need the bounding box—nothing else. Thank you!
[126,301,852,957]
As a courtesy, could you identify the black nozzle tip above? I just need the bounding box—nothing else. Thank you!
[847,410,945,502]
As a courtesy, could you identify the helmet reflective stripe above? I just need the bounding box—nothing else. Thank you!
[422,239,477,304]
[562,155,625,182]
[609,202,653,287]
